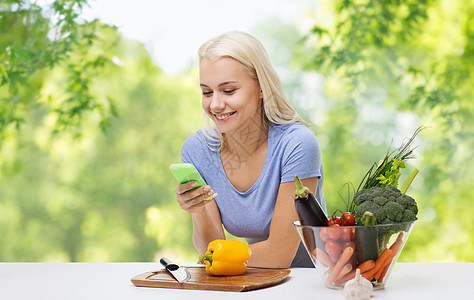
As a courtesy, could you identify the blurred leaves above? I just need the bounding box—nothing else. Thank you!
[0,1,201,262]
[0,0,116,141]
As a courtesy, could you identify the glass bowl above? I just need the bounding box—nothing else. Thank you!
[293,220,415,290]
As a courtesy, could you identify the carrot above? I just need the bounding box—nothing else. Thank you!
[335,263,352,281]
[329,253,340,264]
[356,259,376,273]
[389,240,403,256]
[313,248,335,268]
[378,239,404,282]
[326,247,354,286]
[374,258,388,280]
[335,259,375,284]
[378,260,392,283]
[362,248,392,281]
[396,232,404,242]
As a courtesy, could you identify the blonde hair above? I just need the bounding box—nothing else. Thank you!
[198,31,309,149]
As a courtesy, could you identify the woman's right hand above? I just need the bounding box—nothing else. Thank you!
[174,181,217,214]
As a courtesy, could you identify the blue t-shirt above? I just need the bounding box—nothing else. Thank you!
[181,122,326,266]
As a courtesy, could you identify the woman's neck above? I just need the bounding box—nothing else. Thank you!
[222,118,269,158]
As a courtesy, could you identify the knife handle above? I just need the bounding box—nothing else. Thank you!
[160,257,179,271]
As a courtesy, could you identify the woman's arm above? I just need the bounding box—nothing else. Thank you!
[247,177,318,268]
[191,200,226,254]
[174,181,225,254]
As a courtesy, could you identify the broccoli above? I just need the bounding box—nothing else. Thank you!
[354,186,418,225]
[353,186,418,250]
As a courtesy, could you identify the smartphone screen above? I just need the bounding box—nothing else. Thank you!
[169,163,212,200]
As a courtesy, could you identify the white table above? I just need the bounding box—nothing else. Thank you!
[0,262,472,299]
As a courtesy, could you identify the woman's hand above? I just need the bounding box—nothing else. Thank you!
[174,181,217,214]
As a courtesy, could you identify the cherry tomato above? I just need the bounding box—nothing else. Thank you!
[342,241,356,251]
[327,224,342,240]
[340,227,354,242]
[325,240,342,256]
[319,227,330,242]
[328,216,342,226]
[341,212,356,226]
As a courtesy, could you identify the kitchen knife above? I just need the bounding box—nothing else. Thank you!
[159,257,191,283]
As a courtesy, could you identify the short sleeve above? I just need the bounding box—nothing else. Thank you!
[280,127,323,183]
[180,131,206,165]
[180,130,222,184]
[181,136,194,164]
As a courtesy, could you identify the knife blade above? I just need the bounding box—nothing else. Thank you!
[159,257,191,283]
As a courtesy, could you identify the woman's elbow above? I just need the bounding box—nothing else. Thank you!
[268,251,295,269]
[275,260,292,269]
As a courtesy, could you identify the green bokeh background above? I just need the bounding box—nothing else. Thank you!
[1,0,473,262]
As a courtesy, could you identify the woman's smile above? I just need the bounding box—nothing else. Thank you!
[214,111,236,122]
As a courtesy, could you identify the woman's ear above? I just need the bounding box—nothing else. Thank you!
[259,89,263,99]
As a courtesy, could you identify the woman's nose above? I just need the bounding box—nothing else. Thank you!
[209,93,225,112]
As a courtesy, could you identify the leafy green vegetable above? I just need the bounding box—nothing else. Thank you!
[357,126,424,192]
[375,158,405,187]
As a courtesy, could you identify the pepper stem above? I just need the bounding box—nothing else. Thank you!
[294,175,310,198]
[199,254,213,265]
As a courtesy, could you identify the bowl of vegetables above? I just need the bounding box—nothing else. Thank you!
[292,127,423,290]
[294,218,415,290]
[293,178,419,290]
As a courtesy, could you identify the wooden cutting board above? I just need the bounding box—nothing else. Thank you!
[131,266,291,292]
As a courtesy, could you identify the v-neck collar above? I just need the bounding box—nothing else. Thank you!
[217,122,274,195]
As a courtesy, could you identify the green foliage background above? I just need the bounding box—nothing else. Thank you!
[0,0,472,262]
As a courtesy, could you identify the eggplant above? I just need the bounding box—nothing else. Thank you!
[293,175,328,254]
[293,175,328,226]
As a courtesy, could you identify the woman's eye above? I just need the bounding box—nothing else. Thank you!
[223,89,236,94]
[202,91,213,96]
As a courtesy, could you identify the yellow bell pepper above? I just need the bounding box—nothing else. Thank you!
[199,239,252,276]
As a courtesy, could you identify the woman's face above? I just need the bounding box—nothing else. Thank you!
[199,57,263,134]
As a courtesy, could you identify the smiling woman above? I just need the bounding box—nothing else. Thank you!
[199,57,263,135]
[172,31,326,269]
[198,31,309,147]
